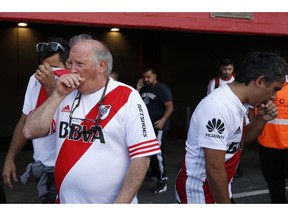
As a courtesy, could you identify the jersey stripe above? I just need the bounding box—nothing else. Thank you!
[128,139,160,158]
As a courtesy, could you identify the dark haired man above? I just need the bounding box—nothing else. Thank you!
[176,51,288,203]
[137,68,174,194]
[2,37,70,203]
[207,58,235,95]
[207,58,244,178]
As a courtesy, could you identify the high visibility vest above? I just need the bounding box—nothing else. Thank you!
[258,82,288,149]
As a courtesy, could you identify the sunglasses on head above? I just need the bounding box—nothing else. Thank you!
[36,42,65,52]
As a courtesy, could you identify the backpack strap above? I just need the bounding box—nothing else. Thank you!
[215,73,236,89]
[215,75,220,89]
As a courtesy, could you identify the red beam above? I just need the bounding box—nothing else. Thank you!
[1,12,288,36]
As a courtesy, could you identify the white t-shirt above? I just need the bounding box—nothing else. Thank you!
[176,83,249,203]
[50,78,160,203]
[207,75,235,95]
[22,68,68,167]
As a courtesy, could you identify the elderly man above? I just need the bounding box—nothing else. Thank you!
[23,34,160,204]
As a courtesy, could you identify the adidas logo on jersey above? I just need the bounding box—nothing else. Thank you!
[61,105,70,112]
[234,126,241,134]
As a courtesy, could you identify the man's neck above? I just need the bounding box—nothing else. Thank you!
[220,75,233,81]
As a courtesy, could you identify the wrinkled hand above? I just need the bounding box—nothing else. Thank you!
[35,63,55,95]
[257,100,278,122]
[56,73,85,96]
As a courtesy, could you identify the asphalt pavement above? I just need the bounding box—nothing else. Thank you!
[0,139,287,204]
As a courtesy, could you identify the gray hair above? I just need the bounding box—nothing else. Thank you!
[69,34,113,76]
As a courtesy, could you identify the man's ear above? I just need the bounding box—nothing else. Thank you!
[99,60,108,74]
[255,75,265,87]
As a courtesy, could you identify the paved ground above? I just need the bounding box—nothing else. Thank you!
[0,139,287,204]
[138,140,277,204]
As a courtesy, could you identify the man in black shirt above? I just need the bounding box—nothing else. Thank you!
[137,68,174,194]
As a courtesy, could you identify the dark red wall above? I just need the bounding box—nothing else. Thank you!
[1,12,288,36]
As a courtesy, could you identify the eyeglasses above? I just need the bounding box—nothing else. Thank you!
[36,42,65,52]
[68,79,110,134]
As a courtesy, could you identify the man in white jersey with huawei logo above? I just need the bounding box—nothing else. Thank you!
[207,58,244,178]
[175,51,288,203]
[23,34,160,203]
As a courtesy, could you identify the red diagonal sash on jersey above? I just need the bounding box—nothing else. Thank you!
[36,69,70,108]
[54,86,132,202]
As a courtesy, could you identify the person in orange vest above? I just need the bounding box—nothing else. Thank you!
[257,74,288,203]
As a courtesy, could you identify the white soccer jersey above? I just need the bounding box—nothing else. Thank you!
[207,75,235,95]
[176,83,249,203]
[22,68,69,167]
[51,78,160,203]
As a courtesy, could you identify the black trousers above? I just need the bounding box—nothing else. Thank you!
[0,177,6,203]
[149,129,168,182]
[258,144,288,203]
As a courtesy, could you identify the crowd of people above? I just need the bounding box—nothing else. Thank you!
[1,33,288,204]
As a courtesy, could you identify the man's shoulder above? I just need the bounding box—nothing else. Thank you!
[157,81,171,90]
[207,84,230,100]
[27,74,40,88]
[208,75,220,82]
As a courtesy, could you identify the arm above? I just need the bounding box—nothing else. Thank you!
[154,101,174,129]
[245,100,277,144]
[2,114,28,190]
[23,91,63,139]
[23,74,84,139]
[204,148,231,203]
[114,156,150,203]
